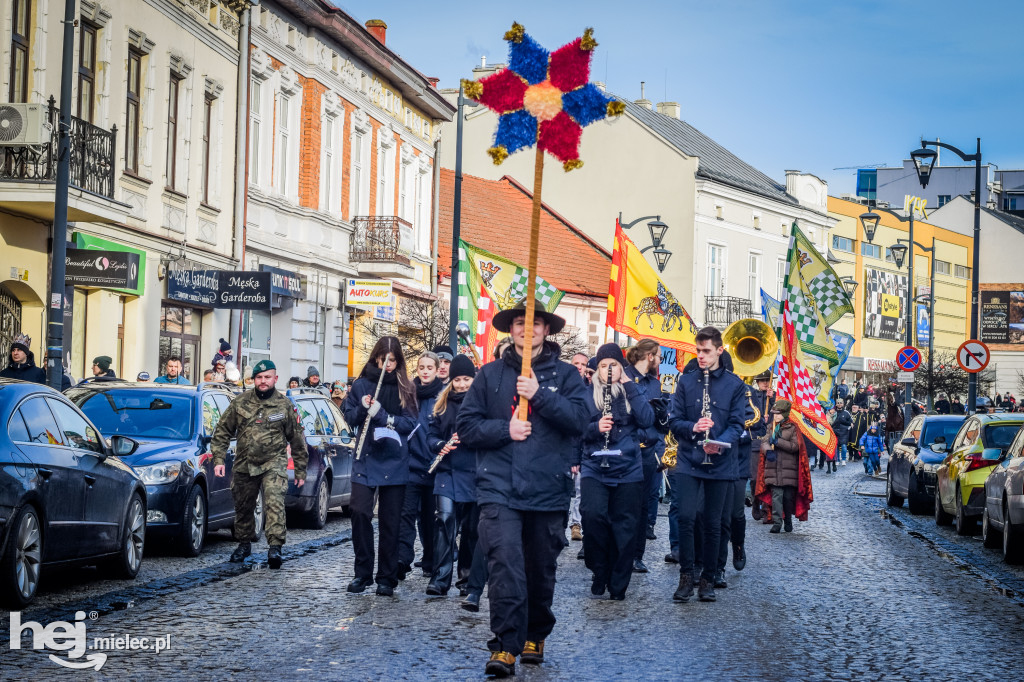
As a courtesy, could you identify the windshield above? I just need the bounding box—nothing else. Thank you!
[922,420,964,447]
[70,389,195,440]
[984,423,1024,450]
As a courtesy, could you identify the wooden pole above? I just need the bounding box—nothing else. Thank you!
[518,146,545,420]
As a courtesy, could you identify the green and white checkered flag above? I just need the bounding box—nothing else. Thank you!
[509,267,560,307]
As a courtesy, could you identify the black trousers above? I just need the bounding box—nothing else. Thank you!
[581,477,642,597]
[465,505,489,595]
[398,481,435,573]
[634,453,658,561]
[478,503,565,656]
[673,473,728,583]
[717,478,747,572]
[351,482,405,588]
[430,496,477,593]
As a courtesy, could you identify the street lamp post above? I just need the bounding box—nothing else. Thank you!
[448,85,478,355]
[912,139,982,413]
[896,236,938,410]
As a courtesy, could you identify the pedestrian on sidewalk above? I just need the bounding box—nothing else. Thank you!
[91,356,116,379]
[755,400,813,533]
[398,351,443,581]
[1,334,46,384]
[303,366,325,391]
[832,399,852,467]
[426,354,479,596]
[624,338,666,574]
[342,337,418,597]
[456,299,589,677]
[288,377,301,389]
[211,359,307,569]
[849,403,868,462]
[859,425,885,476]
[667,327,746,605]
[154,356,190,384]
[580,343,654,601]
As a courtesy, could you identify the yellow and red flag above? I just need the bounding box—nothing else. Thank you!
[777,300,837,458]
[606,220,697,368]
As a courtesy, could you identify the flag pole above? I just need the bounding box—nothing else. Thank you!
[518,144,544,420]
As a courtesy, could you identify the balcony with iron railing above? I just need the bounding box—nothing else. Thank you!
[349,215,415,279]
[705,295,753,328]
[0,96,125,223]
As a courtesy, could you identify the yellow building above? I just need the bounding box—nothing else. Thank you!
[827,196,973,381]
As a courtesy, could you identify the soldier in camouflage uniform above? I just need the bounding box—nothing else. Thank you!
[212,359,307,569]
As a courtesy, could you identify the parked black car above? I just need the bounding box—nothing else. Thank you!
[66,380,263,557]
[886,414,966,514]
[1,379,146,608]
[284,388,354,528]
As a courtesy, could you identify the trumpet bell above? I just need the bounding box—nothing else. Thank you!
[722,318,779,379]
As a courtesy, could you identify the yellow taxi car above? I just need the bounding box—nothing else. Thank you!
[934,414,1024,535]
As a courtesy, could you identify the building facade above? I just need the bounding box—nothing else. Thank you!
[827,195,973,383]
[0,0,251,382]
[439,71,835,334]
[242,2,454,381]
[857,161,1024,216]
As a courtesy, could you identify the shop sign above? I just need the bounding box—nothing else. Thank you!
[72,233,146,296]
[259,265,306,299]
[980,291,1024,345]
[346,279,392,307]
[864,268,908,341]
[865,357,897,373]
[65,248,140,290]
[167,270,271,310]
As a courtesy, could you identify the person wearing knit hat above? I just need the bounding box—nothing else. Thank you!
[431,345,454,381]
[426,351,478,596]
[302,365,325,391]
[577,342,654,600]
[754,398,813,534]
[1,333,46,384]
[91,355,116,378]
[212,338,233,367]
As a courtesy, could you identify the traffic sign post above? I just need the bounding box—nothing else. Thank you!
[896,346,922,372]
[957,339,990,374]
[897,371,915,383]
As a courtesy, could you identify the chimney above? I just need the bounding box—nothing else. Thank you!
[785,169,800,196]
[426,77,439,89]
[635,80,652,110]
[656,101,680,119]
[365,19,387,45]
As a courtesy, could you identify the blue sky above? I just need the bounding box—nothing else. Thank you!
[337,1,1023,194]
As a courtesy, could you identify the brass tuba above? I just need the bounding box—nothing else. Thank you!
[661,431,678,469]
[723,318,779,380]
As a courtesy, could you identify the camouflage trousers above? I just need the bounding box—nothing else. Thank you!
[232,469,288,547]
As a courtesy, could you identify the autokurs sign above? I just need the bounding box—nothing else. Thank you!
[65,248,140,290]
[166,270,272,309]
[346,279,392,307]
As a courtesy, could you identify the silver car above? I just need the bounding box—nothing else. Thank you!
[982,424,1024,563]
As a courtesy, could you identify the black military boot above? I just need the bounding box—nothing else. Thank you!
[461,591,481,612]
[698,577,716,602]
[229,541,251,563]
[733,545,746,571]
[672,573,694,603]
[784,517,794,533]
[713,570,727,589]
[267,545,282,569]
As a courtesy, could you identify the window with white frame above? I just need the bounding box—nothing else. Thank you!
[954,264,971,279]
[935,260,951,276]
[273,69,301,201]
[275,93,291,196]
[832,235,854,253]
[415,157,431,254]
[249,78,263,185]
[349,110,371,217]
[320,94,343,215]
[376,127,395,215]
[748,252,761,305]
[398,151,410,220]
[776,257,787,299]
[706,244,726,297]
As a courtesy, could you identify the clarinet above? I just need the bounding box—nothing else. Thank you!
[599,363,613,468]
[427,434,460,474]
[699,368,713,466]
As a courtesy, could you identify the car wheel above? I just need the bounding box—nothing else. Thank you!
[304,477,329,529]
[886,470,904,507]
[253,489,265,541]
[0,505,43,609]
[177,485,207,557]
[955,486,976,536]
[1003,501,1024,564]
[934,487,953,526]
[107,493,145,579]
[982,507,1002,548]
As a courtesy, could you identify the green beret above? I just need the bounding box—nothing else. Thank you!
[251,359,276,376]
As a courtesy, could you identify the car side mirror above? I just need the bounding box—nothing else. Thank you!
[901,437,917,447]
[110,435,139,457]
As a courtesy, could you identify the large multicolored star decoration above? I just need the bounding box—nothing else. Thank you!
[461,23,625,172]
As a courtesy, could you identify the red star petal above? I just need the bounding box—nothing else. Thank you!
[537,111,582,164]
[478,68,529,114]
[548,38,592,93]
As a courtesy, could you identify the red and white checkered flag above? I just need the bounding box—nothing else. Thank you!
[778,300,837,457]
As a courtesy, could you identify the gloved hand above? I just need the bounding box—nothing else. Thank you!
[367,400,381,418]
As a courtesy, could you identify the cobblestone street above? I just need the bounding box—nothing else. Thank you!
[5,462,1024,680]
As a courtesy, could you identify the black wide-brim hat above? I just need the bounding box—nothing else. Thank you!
[492,298,566,335]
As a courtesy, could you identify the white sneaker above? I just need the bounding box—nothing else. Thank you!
[841,460,847,466]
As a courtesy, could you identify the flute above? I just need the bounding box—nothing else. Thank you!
[355,351,391,461]
[427,434,460,474]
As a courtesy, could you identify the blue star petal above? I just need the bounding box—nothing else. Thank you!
[495,110,538,153]
[562,84,613,128]
[508,34,550,85]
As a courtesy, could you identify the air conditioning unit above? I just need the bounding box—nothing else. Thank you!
[0,103,49,146]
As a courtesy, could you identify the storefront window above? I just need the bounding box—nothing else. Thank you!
[241,309,271,374]
[71,289,87,379]
[160,304,200,382]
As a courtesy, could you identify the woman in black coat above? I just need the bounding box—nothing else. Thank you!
[580,344,654,600]
[426,354,478,596]
[341,336,418,597]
